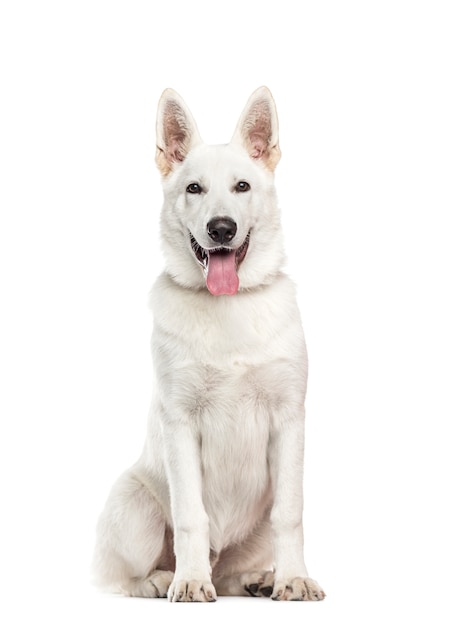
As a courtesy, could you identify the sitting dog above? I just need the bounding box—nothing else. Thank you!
[92,86,325,602]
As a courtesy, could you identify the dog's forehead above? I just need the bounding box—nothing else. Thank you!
[182,144,261,183]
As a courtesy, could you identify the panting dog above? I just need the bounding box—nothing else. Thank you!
[92,87,325,602]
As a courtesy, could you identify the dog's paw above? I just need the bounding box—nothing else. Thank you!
[168,579,217,602]
[145,570,174,598]
[126,569,174,598]
[272,577,325,601]
[241,570,275,597]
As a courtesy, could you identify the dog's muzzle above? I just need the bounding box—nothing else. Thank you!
[190,222,250,296]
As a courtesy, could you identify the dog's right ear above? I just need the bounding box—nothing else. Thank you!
[155,89,202,176]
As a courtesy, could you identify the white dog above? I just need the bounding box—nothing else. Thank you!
[92,87,325,602]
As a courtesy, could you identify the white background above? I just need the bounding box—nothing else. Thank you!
[1,1,468,624]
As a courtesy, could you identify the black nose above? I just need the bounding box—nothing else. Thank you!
[207,217,237,244]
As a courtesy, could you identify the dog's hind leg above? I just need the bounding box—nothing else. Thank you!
[92,469,175,597]
[212,517,275,597]
[215,570,275,597]
[125,569,174,598]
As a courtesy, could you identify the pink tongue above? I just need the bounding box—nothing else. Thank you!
[206,250,239,296]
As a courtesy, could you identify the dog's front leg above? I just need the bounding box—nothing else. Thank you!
[162,417,216,602]
[269,415,325,601]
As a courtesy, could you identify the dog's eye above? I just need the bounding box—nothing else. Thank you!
[235,181,250,193]
[186,183,202,194]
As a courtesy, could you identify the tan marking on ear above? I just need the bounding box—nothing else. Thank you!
[264,144,281,171]
[155,147,172,177]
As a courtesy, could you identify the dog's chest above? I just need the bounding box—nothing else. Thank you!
[194,363,274,545]
[178,359,277,467]
[151,275,307,544]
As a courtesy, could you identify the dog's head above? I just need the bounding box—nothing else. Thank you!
[155,87,285,295]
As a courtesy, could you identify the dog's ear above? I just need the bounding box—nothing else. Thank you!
[231,86,281,171]
[156,89,202,176]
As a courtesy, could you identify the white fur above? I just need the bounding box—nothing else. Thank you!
[92,87,325,602]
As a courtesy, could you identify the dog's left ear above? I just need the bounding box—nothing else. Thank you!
[231,86,281,171]
[156,89,203,176]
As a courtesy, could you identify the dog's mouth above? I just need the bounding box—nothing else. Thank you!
[190,232,250,296]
